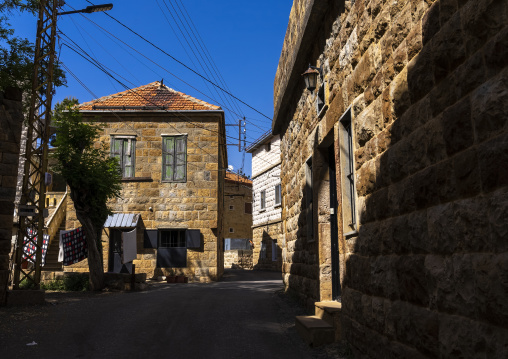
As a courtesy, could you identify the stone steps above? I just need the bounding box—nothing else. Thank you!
[295,301,342,347]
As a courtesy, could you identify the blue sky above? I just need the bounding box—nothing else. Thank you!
[9,1,293,176]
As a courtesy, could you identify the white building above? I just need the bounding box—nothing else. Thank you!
[246,131,282,271]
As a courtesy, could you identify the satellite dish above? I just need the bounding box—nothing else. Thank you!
[228,165,234,171]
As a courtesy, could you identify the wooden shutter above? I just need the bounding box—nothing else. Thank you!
[174,136,186,181]
[185,229,200,248]
[111,138,123,175]
[162,137,175,181]
[143,229,158,248]
[123,139,135,178]
[157,248,187,268]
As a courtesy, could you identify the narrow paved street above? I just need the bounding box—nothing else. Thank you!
[1,270,349,358]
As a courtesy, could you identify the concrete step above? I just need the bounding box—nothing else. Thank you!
[295,315,335,347]
[315,301,342,341]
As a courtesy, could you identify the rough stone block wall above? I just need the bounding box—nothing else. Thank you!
[0,89,23,305]
[252,223,283,271]
[224,181,252,239]
[65,114,225,283]
[276,0,508,356]
[224,250,253,269]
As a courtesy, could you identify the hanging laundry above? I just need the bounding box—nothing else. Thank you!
[59,227,88,266]
[122,228,137,264]
[22,229,49,266]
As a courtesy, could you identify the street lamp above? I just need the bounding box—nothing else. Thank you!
[58,3,113,16]
[302,64,323,93]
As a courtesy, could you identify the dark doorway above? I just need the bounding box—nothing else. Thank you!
[109,229,132,274]
[329,145,341,300]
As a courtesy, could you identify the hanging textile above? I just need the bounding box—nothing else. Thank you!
[22,229,49,266]
[122,228,137,264]
[59,227,88,266]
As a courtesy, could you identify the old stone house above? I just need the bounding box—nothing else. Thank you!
[63,81,227,283]
[246,132,282,271]
[223,171,253,269]
[0,88,23,305]
[273,0,507,356]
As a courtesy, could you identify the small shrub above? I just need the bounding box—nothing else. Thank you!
[19,278,37,289]
[41,280,65,291]
[41,275,89,291]
[63,275,89,291]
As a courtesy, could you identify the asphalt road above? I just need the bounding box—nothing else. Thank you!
[0,270,350,359]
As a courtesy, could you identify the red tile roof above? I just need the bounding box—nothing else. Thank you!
[225,171,252,186]
[78,81,221,111]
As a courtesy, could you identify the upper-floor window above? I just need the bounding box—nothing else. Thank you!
[274,184,281,206]
[245,202,252,214]
[317,82,325,114]
[162,135,187,182]
[339,108,357,234]
[260,190,266,210]
[111,136,136,178]
[266,142,271,152]
[306,157,314,242]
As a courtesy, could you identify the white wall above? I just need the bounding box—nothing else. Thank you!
[251,135,282,226]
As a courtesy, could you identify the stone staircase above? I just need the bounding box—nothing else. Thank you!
[42,192,67,273]
[295,301,342,347]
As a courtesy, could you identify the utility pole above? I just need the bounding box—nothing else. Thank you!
[13,1,113,289]
[13,0,58,289]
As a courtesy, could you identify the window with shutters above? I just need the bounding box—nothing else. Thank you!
[260,190,266,211]
[162,135,187,182]
[339,107,357,236]
[245,202,252,214]
[274,183,281,206]
[111,136,136,178]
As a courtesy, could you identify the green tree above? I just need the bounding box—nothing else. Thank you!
[51,98,122,290]
[0,0,66,109]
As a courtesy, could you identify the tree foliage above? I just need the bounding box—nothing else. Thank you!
[0,0,66,108]
[51,98,122,234]
[51,98,122,290]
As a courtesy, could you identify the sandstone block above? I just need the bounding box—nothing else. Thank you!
[461,0,507,56]
[483,26,508,79]
[442,96,473,156]
[471,71,508,143]
[422,1,440,44]
[432,12,465,82]
[453,147,481,198]
[478,132,508,192]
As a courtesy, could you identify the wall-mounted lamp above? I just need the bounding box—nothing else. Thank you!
[302,64,323,92]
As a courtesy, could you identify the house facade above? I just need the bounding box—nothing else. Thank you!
[223,171,253,269]
[247,132,282,271]
[64,81,227,283]
[273,0,508,356]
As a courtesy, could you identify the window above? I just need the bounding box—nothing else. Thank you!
[266,142,271,152]
[260,242,267,259]
[162,135,187,182]
[156,229,200,268]
[317,81,325,114]
[159,229,186,248]
[274,184,281,206]
[111,136,136,177]
[306,157,314,241]
[260,190,266,210]
[339,108,357,234]
[245,202,252,214]
[229,205,234,211]
[229,227,234,233]
[272,240,278,261]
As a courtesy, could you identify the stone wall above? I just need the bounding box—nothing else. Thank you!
[224,179,252,239]
[274,0,508,357]
[0,88,23,305]
[224,249,253,269]
[65,112,226,283]
[252,221,283,271]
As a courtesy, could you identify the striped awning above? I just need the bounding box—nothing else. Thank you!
[104,213,140,228]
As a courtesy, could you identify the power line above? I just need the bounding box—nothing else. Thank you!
[84,0,272,121]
